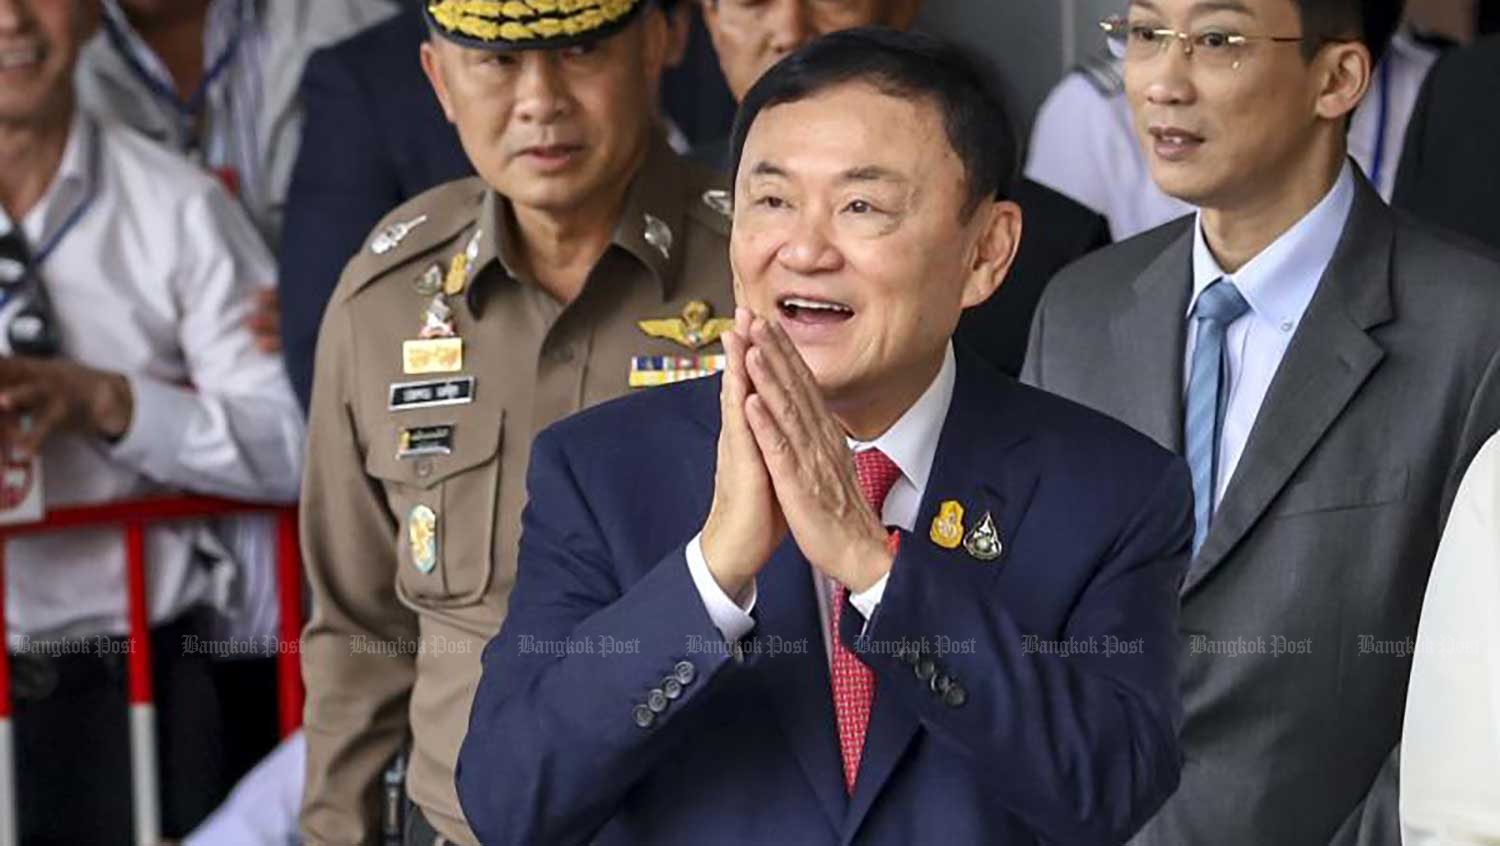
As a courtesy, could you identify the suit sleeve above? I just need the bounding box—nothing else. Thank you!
[1329,344,1500,846]
[456,429,743,846]
[855,456,1192,844]
[299,300,418,845]
[277,46,404,412]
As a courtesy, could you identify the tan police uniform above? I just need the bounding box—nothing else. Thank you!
[299,132,735,845]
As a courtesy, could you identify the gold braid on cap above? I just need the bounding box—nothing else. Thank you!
[428,0,638,42]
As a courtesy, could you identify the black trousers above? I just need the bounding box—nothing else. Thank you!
[12,614,229,845]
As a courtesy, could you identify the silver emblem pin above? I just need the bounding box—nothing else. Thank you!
[643,213,673,261]
[371,214,429,255]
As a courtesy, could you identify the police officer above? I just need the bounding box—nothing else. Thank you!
[298,2,735,844]
[1027,24,1445,240]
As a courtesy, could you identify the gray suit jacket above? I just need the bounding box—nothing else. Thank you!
[1022,171,1500,846]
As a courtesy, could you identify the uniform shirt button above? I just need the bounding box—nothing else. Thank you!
[415,459,434,478]
[551,346,576,363]
[632,704,656,729]
[648,689,669,713]
[673,660,697,685]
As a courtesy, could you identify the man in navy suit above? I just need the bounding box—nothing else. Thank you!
[457,29,1192,846]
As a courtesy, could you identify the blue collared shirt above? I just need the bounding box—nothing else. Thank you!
[1185,162,1358,510]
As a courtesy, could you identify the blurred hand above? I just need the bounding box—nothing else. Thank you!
[700,307,787,600]
[743,319,893,593]
[246,288,281,354]
[0,357,133,457]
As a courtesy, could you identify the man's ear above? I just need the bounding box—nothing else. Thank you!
[959,199,1022,311]
[419,40,459,124]
[1314,40,1372,122]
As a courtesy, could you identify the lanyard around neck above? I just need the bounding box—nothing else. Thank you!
[103,0,247,123]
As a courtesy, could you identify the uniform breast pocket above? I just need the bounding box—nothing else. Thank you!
[365,412,504,608]
[1272,466,1409,518]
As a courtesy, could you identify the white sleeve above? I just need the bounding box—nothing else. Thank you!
[108,181,304,502]
[685,533,758,644]
[183,731,305,846]
[1025,73,1116,217]
[849,573,888,620]
[1400,436,1500,845]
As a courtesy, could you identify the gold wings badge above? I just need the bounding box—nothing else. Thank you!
[638,300,733,351]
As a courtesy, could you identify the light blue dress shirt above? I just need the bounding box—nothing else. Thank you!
[1185,162,1358,510]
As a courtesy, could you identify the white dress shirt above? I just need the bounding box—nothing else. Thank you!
[1184,162,1355,511]
[1026,32,1437,241]
[1400,432,1500,846]
[0,109,304,645]
[686,344,957,664]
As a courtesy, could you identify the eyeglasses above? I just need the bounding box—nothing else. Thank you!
[1099,15,1325,71]
[0,229,61,358]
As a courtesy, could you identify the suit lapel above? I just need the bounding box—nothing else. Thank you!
[843,358,1040,842]
[1183,176,1395,595]
[1110,225,1194,452]
[751,540,850,832]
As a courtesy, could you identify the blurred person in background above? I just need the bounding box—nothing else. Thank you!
[0,0,303,841]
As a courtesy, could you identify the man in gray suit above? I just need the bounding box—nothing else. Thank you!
[1023,0,1500,843]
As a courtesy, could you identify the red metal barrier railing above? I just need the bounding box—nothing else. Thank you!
[0,496,302,846]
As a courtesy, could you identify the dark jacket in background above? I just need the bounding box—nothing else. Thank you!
[277,8,472,410]
[1394,34,1500,255]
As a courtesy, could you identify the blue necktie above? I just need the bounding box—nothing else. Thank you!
[1185,279,1250,554]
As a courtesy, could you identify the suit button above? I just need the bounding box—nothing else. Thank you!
[674,660,696,685]
[943,684,967,709]
[931,673,953,695]
[661,677,683,700]
[632,704,655,728]
[915,658,936,681]
[648,688,669,713]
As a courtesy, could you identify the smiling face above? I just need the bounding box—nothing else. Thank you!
[732,81,1017,421]
[1124,0,1366,211]
[420,14,669,215]
[700,0,925,100]
[0,0,96,129]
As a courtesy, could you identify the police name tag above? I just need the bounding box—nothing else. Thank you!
[388,376,476,411]
[398,424,454,459]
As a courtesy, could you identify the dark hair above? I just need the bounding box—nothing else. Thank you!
[728,27,1019,221]
[1294,0,1404,66]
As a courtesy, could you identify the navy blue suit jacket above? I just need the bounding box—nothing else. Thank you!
[277,7,473,409]
[457,352,1192,845]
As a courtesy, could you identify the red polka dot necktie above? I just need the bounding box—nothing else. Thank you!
[831,448,901,794]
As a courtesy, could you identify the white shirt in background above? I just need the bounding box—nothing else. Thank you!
[1401,432,1500,846]
[0,109,304,645]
